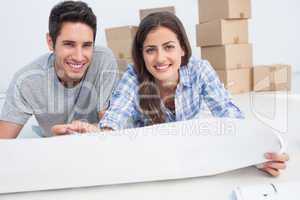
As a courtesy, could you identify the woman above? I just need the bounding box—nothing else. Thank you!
[53,12,289,176]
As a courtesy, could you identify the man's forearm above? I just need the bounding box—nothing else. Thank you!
[0,121,23,138]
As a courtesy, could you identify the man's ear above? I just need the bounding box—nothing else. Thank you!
[46,33,54,51]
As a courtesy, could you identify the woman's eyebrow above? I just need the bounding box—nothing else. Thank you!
[162,41,176,45]
[143,45,157,48]
[144,41,176,48]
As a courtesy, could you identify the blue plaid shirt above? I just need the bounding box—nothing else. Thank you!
[100,57,244,130]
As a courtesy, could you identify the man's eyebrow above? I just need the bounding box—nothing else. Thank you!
[62,40,75,43]
[61,40,94,45]
[83,41,93,45]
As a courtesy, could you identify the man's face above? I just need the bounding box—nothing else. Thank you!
[47,22,94,86]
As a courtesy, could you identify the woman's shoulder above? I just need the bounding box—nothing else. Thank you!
[185,57,216,80]
[114,64,139,94]
[187,57,213,72]
[119,64,139,83]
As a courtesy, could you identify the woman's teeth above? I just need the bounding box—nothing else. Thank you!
[156,64,170,70]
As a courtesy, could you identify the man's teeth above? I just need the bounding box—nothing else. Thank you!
[69,63,84,69]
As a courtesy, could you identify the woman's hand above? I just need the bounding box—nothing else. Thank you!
[259,152,289,177]
[51,121,100,135]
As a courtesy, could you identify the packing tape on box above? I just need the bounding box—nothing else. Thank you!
[118,53,125,59]
[117,53,132,62]
[233,36,240,44]
[236,64,248,69]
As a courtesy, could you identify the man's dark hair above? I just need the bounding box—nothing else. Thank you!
[49,1,97,46]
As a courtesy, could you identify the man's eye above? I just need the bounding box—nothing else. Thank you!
[83,43,93,48]
[64,43,74,47]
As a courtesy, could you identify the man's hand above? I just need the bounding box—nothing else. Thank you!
[259,152,289,177]
[51,121,100,136]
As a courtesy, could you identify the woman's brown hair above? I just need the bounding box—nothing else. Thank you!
[132,12,192,124]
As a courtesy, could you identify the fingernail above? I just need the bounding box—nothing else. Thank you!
[265,153,272,159]
[256,164,264,169]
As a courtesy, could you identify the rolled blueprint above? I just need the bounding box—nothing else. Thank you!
[0,117,283,193]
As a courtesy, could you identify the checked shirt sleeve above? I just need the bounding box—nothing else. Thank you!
[198,60,244,119]
[99,66,139,130]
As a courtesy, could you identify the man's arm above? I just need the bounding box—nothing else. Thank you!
[0,121,23,138]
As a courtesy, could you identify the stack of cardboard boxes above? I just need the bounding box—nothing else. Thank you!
[105,6,175,73]
[197,0,253,94]
[105,26,138,72]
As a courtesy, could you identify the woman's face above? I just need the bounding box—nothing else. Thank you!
[142,26,185,85]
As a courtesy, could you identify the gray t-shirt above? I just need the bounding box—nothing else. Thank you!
[0,46,120,137]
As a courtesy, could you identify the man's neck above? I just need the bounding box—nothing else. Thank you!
[56,75,81,88]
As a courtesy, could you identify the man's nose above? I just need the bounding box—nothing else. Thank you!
[73,47,84,61]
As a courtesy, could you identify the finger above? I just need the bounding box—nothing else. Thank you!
[73,121,85,133]
[88,124,100,132]
[265,153,290,162]
[264,162,287,170]
[261,167,280,177]
[66,123,82,134]
[80,122,91,133]
[51,125,70,135]
[71,120,81,124]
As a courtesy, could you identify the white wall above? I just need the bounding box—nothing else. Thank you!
[0,0,299,92]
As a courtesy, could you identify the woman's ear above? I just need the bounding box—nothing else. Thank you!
[181,49,185,57]
[46,33,54,51]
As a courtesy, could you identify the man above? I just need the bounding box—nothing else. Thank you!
[0,1,119,138]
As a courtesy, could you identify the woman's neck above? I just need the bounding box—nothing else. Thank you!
[156,79,178,112]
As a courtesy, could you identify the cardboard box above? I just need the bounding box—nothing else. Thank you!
[201,44,253,70]
[105,26,138,41]
[139,6,175,20]
[253,65,292,91]
[199,0,251,23]
[107,39,133,60]
[105,26,138,60]
[196,19,248,47]
[216,68,252,94]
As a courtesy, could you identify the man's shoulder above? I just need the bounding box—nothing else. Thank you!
[93,46,115,59]
[12,53,54,86]
[15,53,53,75]
[89,46,118,74]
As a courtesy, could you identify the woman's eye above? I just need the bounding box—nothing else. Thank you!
[165,45,175,50]
[145,48,155,54]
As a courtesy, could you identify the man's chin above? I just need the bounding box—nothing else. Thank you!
[62,73,85,86]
